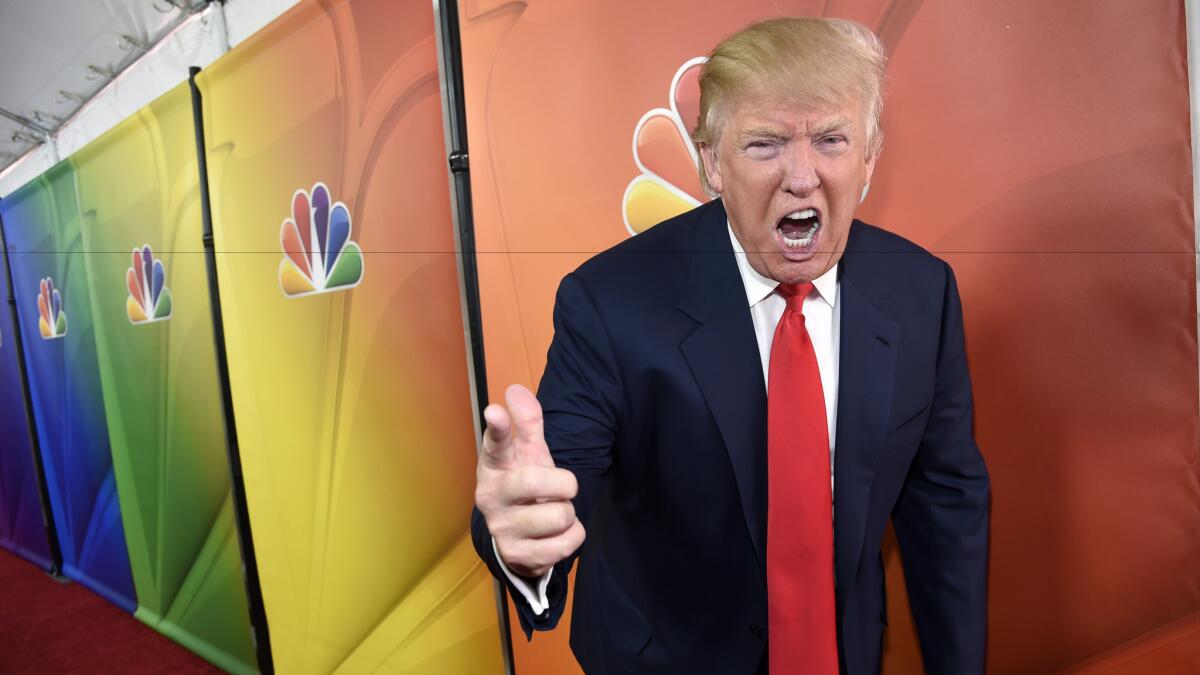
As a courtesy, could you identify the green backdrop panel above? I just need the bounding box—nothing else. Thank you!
[71,82,257,674]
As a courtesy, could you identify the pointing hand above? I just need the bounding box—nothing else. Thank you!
[475,384,586,578]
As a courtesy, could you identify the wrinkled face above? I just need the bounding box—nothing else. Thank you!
[699,93,877,284]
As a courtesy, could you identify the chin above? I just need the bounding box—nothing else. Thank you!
[765,266,810,285]
[766,256,829,285]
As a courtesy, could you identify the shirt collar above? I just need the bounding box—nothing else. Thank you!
[727,221,838,309]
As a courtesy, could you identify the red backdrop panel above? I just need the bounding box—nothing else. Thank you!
[459,1,1200,672]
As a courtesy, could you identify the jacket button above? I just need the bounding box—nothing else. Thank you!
[749,624,764,639]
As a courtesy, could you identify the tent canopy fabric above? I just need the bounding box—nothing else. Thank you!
[0,0,300,197]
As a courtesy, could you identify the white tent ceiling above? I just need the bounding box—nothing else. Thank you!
[0,0,298,195]
[0,0,205,168]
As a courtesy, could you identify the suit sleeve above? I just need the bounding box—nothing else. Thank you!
[471,271,621,638]
[891,261,991,674]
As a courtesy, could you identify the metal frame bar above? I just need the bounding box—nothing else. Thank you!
[0,108,52,138]
[1187,0,1200,443]
[432,1,516,673]
[187,66,275,675]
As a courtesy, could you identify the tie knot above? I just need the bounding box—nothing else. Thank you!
[777,282,814,312]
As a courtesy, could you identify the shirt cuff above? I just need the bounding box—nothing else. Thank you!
[492,536,553,615]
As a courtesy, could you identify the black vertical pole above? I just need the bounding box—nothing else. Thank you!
[434,1,516,673]
[437,3,489,401]
[0,209,64,576]
[187,66,274,675]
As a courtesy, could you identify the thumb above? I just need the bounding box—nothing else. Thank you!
[480,402,516,471]
[505,384,553,467]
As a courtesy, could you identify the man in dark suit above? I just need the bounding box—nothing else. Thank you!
[471,17,989,674]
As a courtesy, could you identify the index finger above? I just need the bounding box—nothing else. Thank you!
[505,384,551,466]
[480,402,515,471]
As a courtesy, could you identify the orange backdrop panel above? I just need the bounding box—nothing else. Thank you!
[458,1,1200,673]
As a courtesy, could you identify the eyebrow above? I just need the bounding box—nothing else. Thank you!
[811,116,852,136]
[739,127,790,142]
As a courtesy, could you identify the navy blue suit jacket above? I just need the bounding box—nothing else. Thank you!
[471,200,990,674]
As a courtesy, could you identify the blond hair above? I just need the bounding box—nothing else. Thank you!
[692,18,887,194]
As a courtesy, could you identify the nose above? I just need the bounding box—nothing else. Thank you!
[782,147,819,196]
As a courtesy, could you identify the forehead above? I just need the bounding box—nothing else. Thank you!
[721,93,862,137]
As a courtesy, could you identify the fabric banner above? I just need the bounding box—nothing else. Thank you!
[195,0,504,671]
[0,162,137,612]
[0,228,54,571]
[70,82,257,674]
[458,1,1199,673]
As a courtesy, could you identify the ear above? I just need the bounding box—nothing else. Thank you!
[859,149,878,203]
[698,142,724,195]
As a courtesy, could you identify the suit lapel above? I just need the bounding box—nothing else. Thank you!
[677,202,769,576]
[833,223,899,613]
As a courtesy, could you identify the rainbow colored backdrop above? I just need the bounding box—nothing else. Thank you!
[0,162,138,612]
[195,0,502,670]
[0,85,258,671]
[0,0,504,672]
[2,0,1196,672]
[72,82,257,673]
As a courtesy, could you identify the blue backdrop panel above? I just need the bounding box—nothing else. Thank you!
[0,220,54,571]
[0,164,135,610]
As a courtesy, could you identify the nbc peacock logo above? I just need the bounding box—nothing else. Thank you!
[622,57,710,236]
[36,277,67,340]
[126,244,173,324]
[279,182,364,297]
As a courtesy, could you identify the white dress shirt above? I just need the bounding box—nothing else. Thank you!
[497,222,843,615]
[730,224,842,467]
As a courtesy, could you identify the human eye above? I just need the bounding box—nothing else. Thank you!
[816,135,847,150]
[743,138,781,158]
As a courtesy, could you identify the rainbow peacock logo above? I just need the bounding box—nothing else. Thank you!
[279,182,364,297]
[36,277,67,340]
[622,57,710,236]
[126,245,173,324]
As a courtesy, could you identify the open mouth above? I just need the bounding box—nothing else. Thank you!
[776,208,820,252]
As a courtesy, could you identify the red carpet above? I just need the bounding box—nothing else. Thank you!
[0,550,219,673]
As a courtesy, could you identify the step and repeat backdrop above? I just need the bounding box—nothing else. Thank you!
[0,87,257,671]
[193,0,502,671]
[1,161,139,614]
[0,0,504,672]
[72,82,258,673]
[0,0,1197,673]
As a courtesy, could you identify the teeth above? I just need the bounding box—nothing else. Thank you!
[778,222,819,248]
[785,208,816,220]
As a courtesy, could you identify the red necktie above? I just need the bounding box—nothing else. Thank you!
[767,282,838,674]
